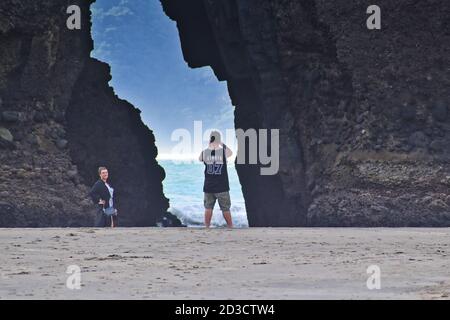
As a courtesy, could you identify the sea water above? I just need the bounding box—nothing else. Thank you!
[160,160,249,228]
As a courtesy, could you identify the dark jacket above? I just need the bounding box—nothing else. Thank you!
[89,180,114,210]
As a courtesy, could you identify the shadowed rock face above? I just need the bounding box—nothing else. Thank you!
[66,58,169,226]
[161,0,450,226]
[0,0,168,226]
[1,0,449,227]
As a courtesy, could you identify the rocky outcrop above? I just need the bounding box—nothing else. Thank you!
[66,58,169,226]
[1,0,448,227]
[162,0,450,226]
[0,0,168,226]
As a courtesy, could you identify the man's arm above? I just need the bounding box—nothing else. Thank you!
[223,144,233,158]
[198,150,204,162]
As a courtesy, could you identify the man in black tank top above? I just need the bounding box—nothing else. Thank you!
[199,131,233,228]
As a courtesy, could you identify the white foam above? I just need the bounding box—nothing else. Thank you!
[169,205,249,228]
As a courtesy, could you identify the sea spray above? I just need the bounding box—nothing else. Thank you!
[160,160,249,228]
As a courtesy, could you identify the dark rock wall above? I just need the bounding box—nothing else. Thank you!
[162,0,450,226]
[0,0,168,226]
[66,58,168,226]
[1,0,448,227]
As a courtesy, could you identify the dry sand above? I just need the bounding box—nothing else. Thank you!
[0,227,449,300]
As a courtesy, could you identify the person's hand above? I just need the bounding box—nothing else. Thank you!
[98,199,106,205]
[114,209,118,216]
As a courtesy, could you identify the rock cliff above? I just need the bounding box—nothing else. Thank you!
[0,0,168,226]
[1,0,449,227]
[161,0,450,226]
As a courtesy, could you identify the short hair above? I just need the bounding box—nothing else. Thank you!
[98,166,108,175]
[209,130,221,143]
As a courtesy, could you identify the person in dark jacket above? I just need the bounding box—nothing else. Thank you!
[89,166,118,228]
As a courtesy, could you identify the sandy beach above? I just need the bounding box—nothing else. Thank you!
[0,227,449,300]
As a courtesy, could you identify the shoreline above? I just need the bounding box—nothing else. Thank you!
[1,228,449,299]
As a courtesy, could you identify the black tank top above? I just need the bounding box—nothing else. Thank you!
[202,146,230,193]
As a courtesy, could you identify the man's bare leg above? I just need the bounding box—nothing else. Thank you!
[204,209,213,228]
[222,211,233,228]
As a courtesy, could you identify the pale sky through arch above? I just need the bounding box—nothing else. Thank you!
[91,0,236,157]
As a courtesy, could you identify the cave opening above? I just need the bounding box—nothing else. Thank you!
[88,0,248,227]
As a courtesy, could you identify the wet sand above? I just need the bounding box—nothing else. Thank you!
[0,228,449,299]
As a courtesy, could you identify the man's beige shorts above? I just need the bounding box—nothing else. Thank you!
[204,191,231,212]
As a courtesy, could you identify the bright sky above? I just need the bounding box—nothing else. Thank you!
[91,0,235,157]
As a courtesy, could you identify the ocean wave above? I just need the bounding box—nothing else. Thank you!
[169,205,249,228]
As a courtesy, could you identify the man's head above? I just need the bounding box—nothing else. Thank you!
[209,130,221,144]
[98,167,108,181]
